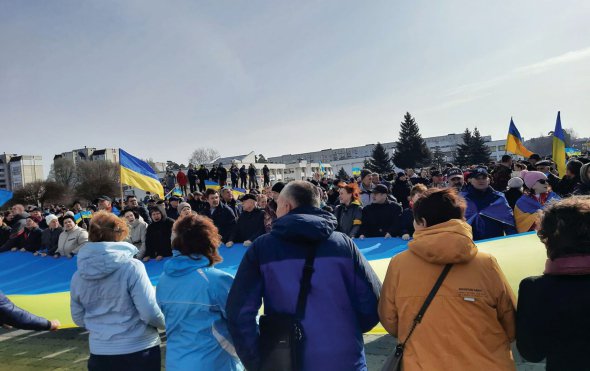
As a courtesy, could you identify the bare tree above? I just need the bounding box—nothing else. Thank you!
[189,148,220,166]
[48,158,77,188]
[75,161,120,202]
[11,181,69,207]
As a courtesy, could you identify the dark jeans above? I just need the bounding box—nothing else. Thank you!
[189,181,197,193]
[198,179,206,192]
[88,345,160,371]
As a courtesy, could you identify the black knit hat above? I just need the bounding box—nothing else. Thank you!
[271,182,285,193]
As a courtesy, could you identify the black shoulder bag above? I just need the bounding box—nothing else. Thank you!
[381,263,453,371]
[258,244,317,371]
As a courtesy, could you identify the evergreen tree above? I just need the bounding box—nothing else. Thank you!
[469,127,491,165]
[337,167,349,180]
[431,146,445,170]
[455,129,472,167]
[392,112,432,169]
[365,142,393,174]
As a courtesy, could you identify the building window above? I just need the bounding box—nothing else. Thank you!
[498,145,506,151]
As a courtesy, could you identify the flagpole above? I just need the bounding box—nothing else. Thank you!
[119,149,125,207]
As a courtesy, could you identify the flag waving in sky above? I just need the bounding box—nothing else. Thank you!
[119,149,164,198]
[506,118,533,158]
[552,112,567,177]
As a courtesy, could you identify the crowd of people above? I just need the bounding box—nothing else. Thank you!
[1,152,590,370]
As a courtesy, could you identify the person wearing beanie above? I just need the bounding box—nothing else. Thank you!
[574,162,590,195]
[177,202,192,218]
[40,215,63,256]
[514,171,560,233]
[266,182,285,224]
[144,205,174,262]
[504,177,524,210]
[359,169,374,206]
[556,160,583,197]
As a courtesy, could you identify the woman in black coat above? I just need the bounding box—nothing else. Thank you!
[516,196,590,370]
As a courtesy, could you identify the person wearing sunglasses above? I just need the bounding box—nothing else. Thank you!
[514,170,561,233]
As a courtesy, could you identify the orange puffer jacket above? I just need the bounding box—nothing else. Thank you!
[378,219,516,371]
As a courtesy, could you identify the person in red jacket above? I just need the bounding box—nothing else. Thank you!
[176,169,188,196]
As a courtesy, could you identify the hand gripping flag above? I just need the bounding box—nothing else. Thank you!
[552,112,567,177]
[506,118,533,158]
[119,149,164,198]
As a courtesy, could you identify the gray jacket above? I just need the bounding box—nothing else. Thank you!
[125,219,148,259]
[56,226,88,257]
[70,241,165,355]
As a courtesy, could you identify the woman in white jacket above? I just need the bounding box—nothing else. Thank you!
[122,209,147,259]
[55,215,88,258]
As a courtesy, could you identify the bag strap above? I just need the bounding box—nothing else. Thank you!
[399,263,452,348]
[294,243,319,320]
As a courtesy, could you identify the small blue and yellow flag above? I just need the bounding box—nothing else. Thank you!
[73,213,82,224]
[506,118,533,158]
[80,211,93,219]
[119,149,164,198]
[552,112,566,177]
[232,187,247,198]
[172,188,183,197]
[205,180,220,190]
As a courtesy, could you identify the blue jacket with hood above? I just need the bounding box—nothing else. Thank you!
[156,251,243,371]
[226,206,381,371]
[70,241,165,355]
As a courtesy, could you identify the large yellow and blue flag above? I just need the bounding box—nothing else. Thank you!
[506,118,533,158]
[119,149,164,198]
[552,111,567,177]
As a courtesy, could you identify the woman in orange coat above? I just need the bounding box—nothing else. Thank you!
[379,188,516,371]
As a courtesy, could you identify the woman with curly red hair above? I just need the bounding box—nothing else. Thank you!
[334,182,363,238]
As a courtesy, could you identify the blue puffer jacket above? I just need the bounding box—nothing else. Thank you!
[226,206,381,371]
[461,185,517,241]
[156,251,243,371]
[70,242,165,355]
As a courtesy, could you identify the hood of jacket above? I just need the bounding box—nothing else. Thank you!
[163,250,210,277]
[76,241,138,280]
[149,204,167,219]
[409,219,477,264]
[271,206,337,243]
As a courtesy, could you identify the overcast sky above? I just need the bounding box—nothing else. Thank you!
[1,0,589,176]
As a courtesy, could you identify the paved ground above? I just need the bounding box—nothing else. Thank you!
[0,328,544,370]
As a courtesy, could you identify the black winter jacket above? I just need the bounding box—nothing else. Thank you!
[41,227,63,255]
[230,208,266,243]
[359,201,402,237]
[517,274,590,370]
[200,203,236,243]
[145,217,174,258]
[0,224,11,248]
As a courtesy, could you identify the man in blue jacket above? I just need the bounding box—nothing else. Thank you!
[461,167,517,240]
[226,181,381,371]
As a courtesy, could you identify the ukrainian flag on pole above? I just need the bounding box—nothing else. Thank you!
[506,118,533,158]
[552,111,567,177]
[119,149,164,198]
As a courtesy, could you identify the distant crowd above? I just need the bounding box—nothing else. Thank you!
[1,152,590,370]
